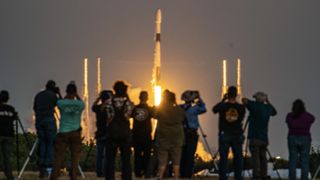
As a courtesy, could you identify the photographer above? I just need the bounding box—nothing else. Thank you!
[213,86,245,180]
[92,90,114,177]
[242,92,277,180]
[33,80,62,177]
[0,90,17,180]
[179,90,206,178]
[50,82,84,180]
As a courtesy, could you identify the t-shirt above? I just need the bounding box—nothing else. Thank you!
[155,104,185,148]
[57,99,84,133]
[286,112,315,137]
[213,102,245,135]
[132,103,155,143]
[246,100,277,143]
[0,104,17,137]
[33,90,58,119]
[92,103,114,138]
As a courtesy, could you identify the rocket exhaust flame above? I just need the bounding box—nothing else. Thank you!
[222,60,228,98]
[96,57,102,96]
[237,58,242,98]
[83,58,90,141]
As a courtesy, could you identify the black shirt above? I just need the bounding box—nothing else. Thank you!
[92,103,114,138]
[33,90,58,119]
[0,104,17,137]
[132,103,155,142]
[213,102,245,135]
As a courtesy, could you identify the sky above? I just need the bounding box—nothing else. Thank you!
[1,1,320,158]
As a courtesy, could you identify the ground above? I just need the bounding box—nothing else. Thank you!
[0,172,289,180]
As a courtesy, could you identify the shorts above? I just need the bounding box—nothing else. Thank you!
[158,146,182,166]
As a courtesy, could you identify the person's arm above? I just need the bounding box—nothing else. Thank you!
[266,98,277,116]
[92,97,100,112]
[194,98,207,115]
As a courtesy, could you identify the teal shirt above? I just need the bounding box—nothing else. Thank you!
[57,99,84,133]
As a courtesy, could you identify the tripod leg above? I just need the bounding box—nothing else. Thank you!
[17,118,32,148]
[78,165,85,179]
[266,149,282,180]
[198,125,219,171]
[18,138,39,179]
[312,163,320,180]
[15,120,20,174]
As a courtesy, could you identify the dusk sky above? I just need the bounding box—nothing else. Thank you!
[1,1,320,158]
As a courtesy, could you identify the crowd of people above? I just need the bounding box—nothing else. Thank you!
[0,80,316,180]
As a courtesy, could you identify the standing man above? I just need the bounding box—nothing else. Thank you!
[105,81,134,180]
[92,90,114,177]
[179,90,207,178]
[50,82,84,180]
[242,92,277,180]
[132,91,155,178]
[213,86,246,180]
[33,80,61,177]
[0,90,17,180]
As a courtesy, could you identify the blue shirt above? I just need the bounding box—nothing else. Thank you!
[180,99,207,130]
[57,99,84,133]
[246,100,277,143]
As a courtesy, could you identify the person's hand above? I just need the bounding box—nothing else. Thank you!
[222,94,228,102]
[242,97,248,104]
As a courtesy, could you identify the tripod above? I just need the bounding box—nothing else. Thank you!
[242,119,282,180]
[15,116,32,174]
[198,124,219,172]
[18,137,85,179]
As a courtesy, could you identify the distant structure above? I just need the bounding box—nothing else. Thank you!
[221,58,242,98]
[151,8,162,106]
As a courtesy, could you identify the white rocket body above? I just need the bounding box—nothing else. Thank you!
[153,9,162,85]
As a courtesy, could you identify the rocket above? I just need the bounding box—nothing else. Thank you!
[153,8,161,86]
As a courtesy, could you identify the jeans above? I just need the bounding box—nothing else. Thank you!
[288,135,311,180]
[36,116,57,168]
[133,140,151,177]
[96,136,107,177]
[0,137,14,180]
[50,130,82,180]
[249,139,268,179]
[180,130,199,178]
[105,136,132,180]
[218,133,244,180]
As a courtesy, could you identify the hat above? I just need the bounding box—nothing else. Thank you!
[253,92,267,102]
[181,90,199,102]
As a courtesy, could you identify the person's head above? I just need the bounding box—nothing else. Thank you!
[66,81,77,98]
[161,89,176,106]
[0,90,9,103]
[292,99,306,118]
[227,86,238,99]
[113,80,129,97]
[46,80,56,91]
[100,90,113,102]
[181,90,199,104]
[139,91,148,103]
[253,92,268,103]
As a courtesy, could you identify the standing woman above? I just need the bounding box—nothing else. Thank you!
[156,90,185,180]
[50,82,84,180]
[286,99,315,180]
